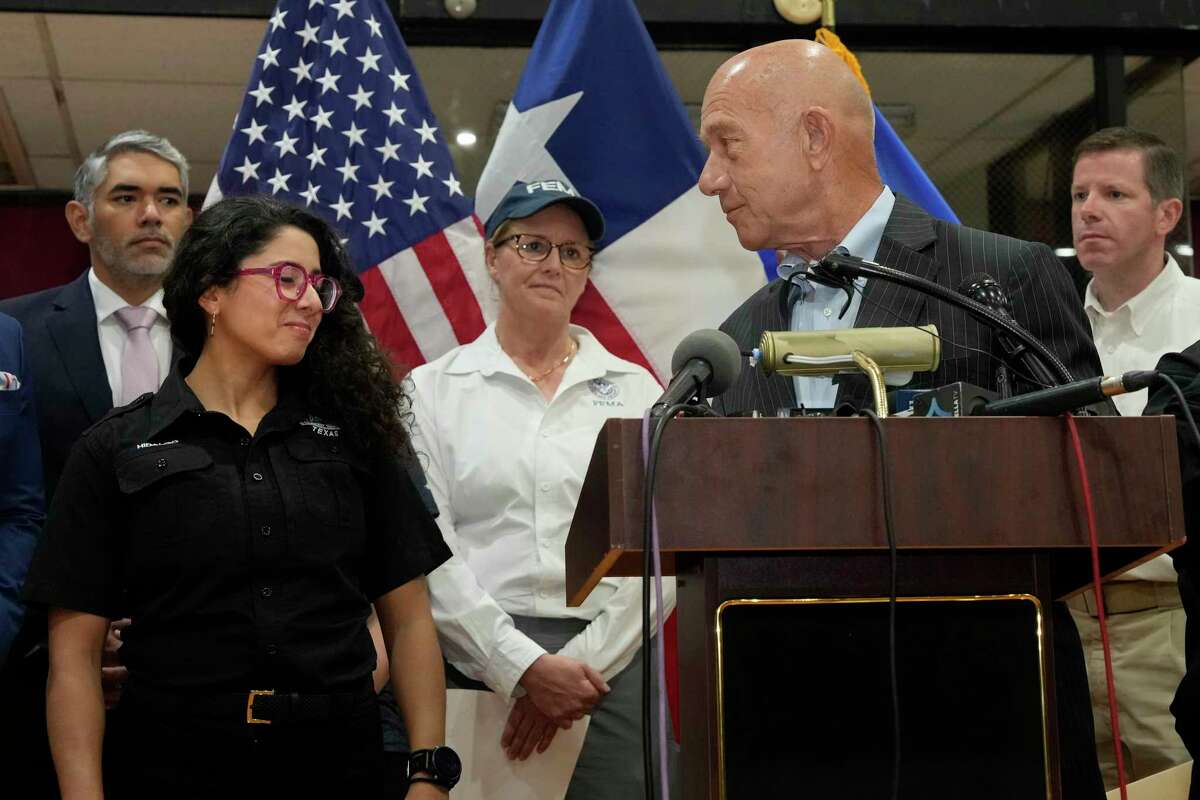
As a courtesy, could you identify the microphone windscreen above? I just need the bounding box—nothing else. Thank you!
[958,273,1012,317]
[670,329,743,397]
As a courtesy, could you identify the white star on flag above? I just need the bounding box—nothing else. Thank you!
[369,174,394,199]
[295,21,320,46]
[330,193,354,221]
[310,106,334,131]
[307,144,328,169]
[402,188,429,215]
[233,157,260,183]
[409,154,434,179]
[274,131,300,157]
[383,102,406,127]
[300,181,321,206]
[442,173,462,197]
[240,118,268,145]
[414,119,437,144]
[283,96,307,121]
[323,30,349,57]
[249,81,275,107]
[269,8,287,31]
[316,69,341,95]
[258,44,281,68]
[341,122,366,147]
[389,69,410,91]
[362,211,388,237]
[375,138,400,163]
[266,168,291,194]
[289,58,314,83]
[336,158,360,183]
[365,14,383,37]
[331,0,356,19]
[356,47,381,72]
[349,85,374,110]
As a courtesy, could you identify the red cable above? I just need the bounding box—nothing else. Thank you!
[1065,413,1128,799]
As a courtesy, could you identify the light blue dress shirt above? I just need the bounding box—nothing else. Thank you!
[777,187,896,409]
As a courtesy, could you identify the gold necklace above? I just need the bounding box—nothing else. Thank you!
[524,338,577,383]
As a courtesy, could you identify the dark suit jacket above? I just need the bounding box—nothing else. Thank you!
[0,272,111,503]
[714,196,1104,414]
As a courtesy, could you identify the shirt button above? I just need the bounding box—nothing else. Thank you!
[541,431,550,439]
[1106,345,1116,353]
[540,482,550,493]
[260,587,273,599]
[265,644,278,656]
[239,437,251,447]
[823,308,833,318]
[331,445,340,454]
[260,525,272,537]
[156,458,168,470]
[252,472,264,482]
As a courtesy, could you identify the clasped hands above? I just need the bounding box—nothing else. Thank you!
[501,654,609,761]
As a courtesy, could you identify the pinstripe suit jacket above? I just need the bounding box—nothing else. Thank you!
[713,195,1103,414]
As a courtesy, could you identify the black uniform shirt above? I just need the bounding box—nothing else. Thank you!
[23,366,450,691]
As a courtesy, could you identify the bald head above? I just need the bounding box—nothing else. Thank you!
[698,39,883,255]
[708,40,874,146]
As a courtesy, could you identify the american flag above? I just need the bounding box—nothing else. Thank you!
[205,0,491,370]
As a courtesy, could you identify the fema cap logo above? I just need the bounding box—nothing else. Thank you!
[526,180,576,196]
[588,378,620,400]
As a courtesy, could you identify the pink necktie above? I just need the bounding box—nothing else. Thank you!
[115,306,160,405]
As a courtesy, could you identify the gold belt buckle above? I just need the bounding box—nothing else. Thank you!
[246,689,275,725]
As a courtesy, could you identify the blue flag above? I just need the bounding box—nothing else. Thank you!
[873,107,959,224]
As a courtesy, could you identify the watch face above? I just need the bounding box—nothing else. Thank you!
[433,747,462,781]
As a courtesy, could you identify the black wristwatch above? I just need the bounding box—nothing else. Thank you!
[407,746,462,790]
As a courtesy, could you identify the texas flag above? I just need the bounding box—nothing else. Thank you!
[475,0,766,381]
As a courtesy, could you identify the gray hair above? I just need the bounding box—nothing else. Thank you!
[73,129,190,214]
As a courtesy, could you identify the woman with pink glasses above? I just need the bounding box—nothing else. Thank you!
[22,195,459,799]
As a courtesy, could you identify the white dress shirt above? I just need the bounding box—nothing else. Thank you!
[88,269,172,406]
[408,323,676,698]
[1085,254,1200,581]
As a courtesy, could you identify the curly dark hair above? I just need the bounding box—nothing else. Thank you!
[163,194,410,452]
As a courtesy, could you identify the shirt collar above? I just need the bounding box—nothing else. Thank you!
[88,267,167,324]
[1084,252,1182,336]
[145,361,310,440]
[778,186,894,278]
[444,322,641,379]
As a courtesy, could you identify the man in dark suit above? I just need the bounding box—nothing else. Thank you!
[697,40,1106,798]
[0,129,191,798]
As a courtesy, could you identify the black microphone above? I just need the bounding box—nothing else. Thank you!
[958,273,1058,393]
[977,371,1159,416]
[650,329,743,417]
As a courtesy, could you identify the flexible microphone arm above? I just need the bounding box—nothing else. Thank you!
[810,252,1075,386]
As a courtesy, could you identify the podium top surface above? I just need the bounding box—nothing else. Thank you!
[565,416,1185,605]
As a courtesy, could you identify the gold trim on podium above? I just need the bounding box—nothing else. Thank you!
[713,595,1049,800]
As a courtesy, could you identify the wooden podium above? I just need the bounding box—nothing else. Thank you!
[565,416,1185,800]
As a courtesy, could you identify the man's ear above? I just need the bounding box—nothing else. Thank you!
[1155,197,1184,238]
[800,106,835,171]
[65,200,93,244]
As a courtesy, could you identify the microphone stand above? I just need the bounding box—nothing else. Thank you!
[810,252,1074,387]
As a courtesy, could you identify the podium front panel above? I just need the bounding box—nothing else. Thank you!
[715,596,1049,800]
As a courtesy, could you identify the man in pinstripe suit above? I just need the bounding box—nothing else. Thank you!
[698,40,1102,414]
[698,40,1106,798]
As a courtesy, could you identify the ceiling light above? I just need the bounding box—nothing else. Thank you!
[1054,247,1076,257]
[455,130,477,147]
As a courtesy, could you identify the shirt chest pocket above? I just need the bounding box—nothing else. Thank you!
[115,444,225,550]
[285,437,367,535]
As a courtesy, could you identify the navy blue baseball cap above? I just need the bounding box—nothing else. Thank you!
[483,180,605,242]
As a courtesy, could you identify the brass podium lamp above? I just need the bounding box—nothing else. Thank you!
[757,325,941,416]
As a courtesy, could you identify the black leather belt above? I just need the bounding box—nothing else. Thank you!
[124,680,373,725]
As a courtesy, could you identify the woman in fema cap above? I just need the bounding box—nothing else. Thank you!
[382,180,676,796]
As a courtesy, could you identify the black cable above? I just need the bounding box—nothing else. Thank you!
[843,280,1057,392]
[641,401,711,800]
[860,408,901,800]
[813,253,1074,385]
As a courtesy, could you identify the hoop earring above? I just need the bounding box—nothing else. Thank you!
[209,311,218,338]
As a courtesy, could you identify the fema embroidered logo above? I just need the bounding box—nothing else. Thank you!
[300,417,341,437]
[588,378,623,407]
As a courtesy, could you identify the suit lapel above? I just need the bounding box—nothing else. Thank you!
[46,273,112,423]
